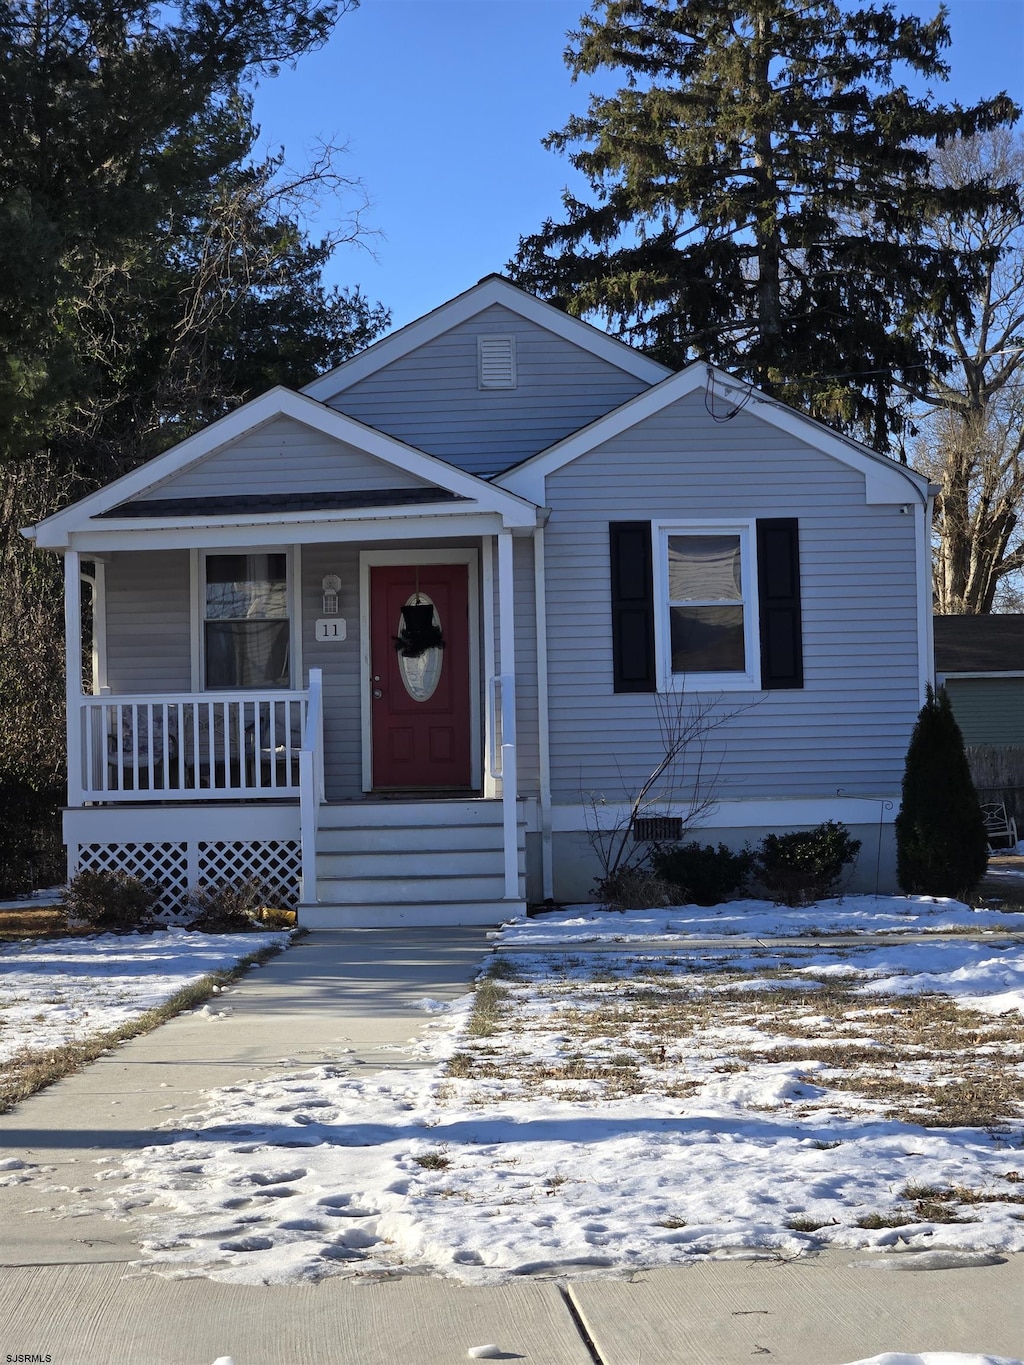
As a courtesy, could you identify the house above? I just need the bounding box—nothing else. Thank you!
[934,614,1024,822]
[934,615,1024,748]
[24,276,935,924]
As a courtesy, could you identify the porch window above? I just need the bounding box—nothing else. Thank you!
[204,553,290,689]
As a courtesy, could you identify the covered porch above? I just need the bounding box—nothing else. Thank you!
[26,387,544,924]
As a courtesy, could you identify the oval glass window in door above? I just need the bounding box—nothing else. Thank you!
[396,594,444,701]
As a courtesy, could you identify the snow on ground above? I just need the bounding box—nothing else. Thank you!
[65,899,1024,1288]
[494,895,1024,946]
[842,1356,1021,1365]
[0,929,290,1063]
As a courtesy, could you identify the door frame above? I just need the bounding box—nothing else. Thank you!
[359,548,482,793]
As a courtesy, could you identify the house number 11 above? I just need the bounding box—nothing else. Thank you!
[315,618,347,641]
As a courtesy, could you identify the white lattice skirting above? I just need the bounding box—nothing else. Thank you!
[74,839,300,919]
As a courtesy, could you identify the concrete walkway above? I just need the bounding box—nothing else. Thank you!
[0,928,1021,1365]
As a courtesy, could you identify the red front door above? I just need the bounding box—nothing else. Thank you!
[369,563,472,789]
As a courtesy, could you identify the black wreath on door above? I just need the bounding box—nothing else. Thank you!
[394,602,446,658]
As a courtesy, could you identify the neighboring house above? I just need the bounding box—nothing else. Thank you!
[934,615,1024,747]
[24,276,935,925]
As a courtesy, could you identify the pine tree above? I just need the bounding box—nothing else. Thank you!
[511,0,1018,452]
[895,685,989,900]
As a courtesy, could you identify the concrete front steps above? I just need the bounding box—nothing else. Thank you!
[298,798,527,928]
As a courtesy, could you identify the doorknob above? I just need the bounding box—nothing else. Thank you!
[373,689,382,699]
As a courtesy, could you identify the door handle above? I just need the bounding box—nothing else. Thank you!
[373,689,382,699]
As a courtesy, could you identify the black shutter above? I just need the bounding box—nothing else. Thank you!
[610,521,656,693]
[756,519,803,689]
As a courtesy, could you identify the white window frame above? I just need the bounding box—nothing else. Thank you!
[191,546,299,691]
[653,520,760,692]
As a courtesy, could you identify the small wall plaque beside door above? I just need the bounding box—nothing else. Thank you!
[315,618,347,642]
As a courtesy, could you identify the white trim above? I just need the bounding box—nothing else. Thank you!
[496,363,931,507]
[28,385,539,546]
[918,495,935,702]
[64,802,300,846]
[534,527,554,901]
[653,519,761,692]
[481,537,498,800]
[302,276,670,400]
[64,511,519,555]
[358,548,481,793]
[497,530,519,899]
[65,550,83,808]
[550,796,899,832]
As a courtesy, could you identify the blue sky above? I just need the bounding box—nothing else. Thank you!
[251,0,1024,331]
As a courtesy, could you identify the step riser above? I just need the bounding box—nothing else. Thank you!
[299,902,526,929]
[317,850,523,880]
[317,801,510,829]
[316,825,507,854]
[315,875,517,905]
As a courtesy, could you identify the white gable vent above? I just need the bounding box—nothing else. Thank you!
[478,335,517,389]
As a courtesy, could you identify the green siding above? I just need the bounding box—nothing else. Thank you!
[945,678,1024,745]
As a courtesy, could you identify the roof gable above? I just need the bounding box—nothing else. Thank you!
[495,363,932,506]
[302,275,671,402]
[27,388,537,547]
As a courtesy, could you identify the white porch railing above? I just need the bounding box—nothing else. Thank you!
[77,689,309,801]
[488,673,519,900]
[299,668,325,904]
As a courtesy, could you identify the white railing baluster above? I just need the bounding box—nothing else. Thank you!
[77,688,310,802]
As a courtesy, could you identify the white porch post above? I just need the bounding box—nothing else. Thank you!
[497,530,519,901]
[64,549,84,810]
[533,526,554,901]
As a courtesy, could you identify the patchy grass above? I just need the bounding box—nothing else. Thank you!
[0,904,83,943]
[466,979,512,1039]
[413,1148,451,1171]
[0,940,289,1114]
[442,958,1024,1130]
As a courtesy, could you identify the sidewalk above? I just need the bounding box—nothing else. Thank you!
[0,927,1021,1365]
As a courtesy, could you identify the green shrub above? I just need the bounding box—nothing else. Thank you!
[895,684,989,900]
[184,877,269,932]
[750,821,861,906]
[61,869,161,931]
[650,841,752,906]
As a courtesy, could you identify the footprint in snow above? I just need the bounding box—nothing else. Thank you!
[219,1235,274,1253]
[248,1169,307,1185]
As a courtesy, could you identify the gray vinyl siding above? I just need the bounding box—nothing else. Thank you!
[105,550,192,693]
[301,544,362,799]
[133,417,431,502]
[543,391,922,803]
[327,305,651,475]
[945,678,1024,746]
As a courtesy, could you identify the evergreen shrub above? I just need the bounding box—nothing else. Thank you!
[895,685,989,900]
[650,841,752,905]
[751,821,861,906]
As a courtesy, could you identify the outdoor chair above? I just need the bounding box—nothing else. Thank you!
[981,801,1019,853]
[106,710,178,791]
